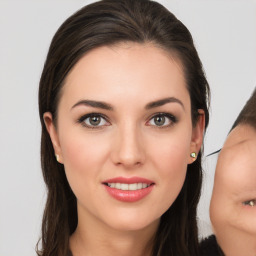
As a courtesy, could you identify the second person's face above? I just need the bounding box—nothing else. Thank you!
[211,124,256,237]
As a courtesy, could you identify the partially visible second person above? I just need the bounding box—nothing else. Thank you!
[200,88,256,256]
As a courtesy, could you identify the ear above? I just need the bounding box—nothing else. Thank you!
[188,109,205,164]
[43,112,63,164]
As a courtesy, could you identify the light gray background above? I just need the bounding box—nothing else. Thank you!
[0,1,255,255]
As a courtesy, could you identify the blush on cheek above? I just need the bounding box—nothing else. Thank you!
[155,140,190,170]
[154,141,188,194]
[62,134,100,161]
[61,134,110,183]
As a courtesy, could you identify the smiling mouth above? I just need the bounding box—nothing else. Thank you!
[102,177,155,202]
[104,182,152,191]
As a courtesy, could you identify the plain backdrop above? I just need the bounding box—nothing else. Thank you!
[0,1,255,255]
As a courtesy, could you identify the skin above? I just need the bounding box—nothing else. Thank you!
[210,124,256,256]
[44,43,205,256]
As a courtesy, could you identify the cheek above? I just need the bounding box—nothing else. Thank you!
[148,129,191,207]
[60,129,109,166]
[211,180,256,236]
[149,129,191,175]
[59,131,110,191]
[230,211,256,236]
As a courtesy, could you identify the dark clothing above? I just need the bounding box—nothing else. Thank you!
[200,235,225,256]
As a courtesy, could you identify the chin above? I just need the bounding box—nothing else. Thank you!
[103,213,160,232]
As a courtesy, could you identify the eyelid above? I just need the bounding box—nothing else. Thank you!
[77,113,111,128]
[77,112,177,129]
[146,112,177,127]
[243,199,256,207]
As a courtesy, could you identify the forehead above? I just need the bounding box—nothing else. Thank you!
[221,125,256,162]
[60,42,190,108]
[224,124,256,147]
[65,42,185,86]
[216,133,256,187]
[221,139,256,166]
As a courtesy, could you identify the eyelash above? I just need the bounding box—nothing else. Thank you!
[77,112,177,129]
[146,112,177,128]
[77,113,110,129]
[243,199,256,207]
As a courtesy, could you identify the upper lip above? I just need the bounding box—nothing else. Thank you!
[102,176,154,185]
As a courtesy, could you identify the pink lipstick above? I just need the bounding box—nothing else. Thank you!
[102,176,155,202]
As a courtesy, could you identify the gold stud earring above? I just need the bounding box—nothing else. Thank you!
[55,154,60,162]
[190,152,197,159]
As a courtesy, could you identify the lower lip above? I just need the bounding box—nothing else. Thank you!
[104,185,154,202]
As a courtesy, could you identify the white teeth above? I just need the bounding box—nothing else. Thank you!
[107,183,150,190]
[128,183,137,190]
[121,184,129,190]
[142,183,147,189]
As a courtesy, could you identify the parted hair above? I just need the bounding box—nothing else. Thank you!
[37,0,210,255]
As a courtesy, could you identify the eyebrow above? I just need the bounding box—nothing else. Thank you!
[145,97,184,110]
[71,100,113,111]
[71,97,184,111]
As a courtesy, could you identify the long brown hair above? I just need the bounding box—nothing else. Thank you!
[37,0,210,255]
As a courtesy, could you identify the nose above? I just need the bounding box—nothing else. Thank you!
[111,123,145,168]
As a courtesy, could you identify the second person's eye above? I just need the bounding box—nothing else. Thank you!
[243,199,256,207]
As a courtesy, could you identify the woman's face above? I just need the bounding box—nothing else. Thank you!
[45,43,204,232]
[210,124,256,236]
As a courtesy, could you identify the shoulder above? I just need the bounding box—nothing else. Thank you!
[199,235,224,256]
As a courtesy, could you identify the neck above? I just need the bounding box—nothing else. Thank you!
[70,209,159,256]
